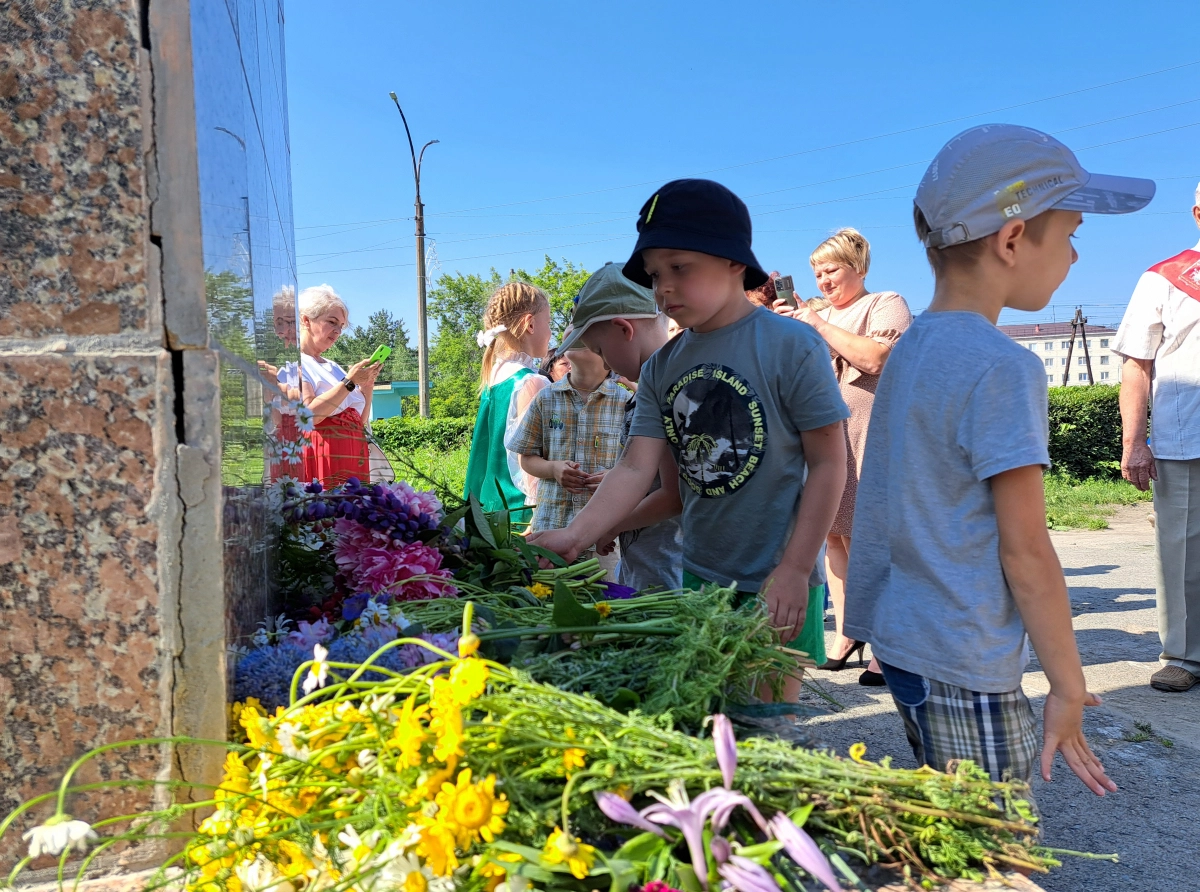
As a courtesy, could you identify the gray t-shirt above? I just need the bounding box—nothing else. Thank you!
[844,311,1050,693]
[616,395,684,592]
[629,307,849,590]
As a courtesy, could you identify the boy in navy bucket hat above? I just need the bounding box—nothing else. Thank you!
[531,179,851,700]
[845,124,1153,793]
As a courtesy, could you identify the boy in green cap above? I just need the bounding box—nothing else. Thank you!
[555,263,683,593]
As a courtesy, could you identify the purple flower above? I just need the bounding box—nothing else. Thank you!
[709,835,731,864]
[341,592,371,621]
[593,791,665,837]
[718,856,782,892]
[712,713,737,790]
[767,813,842,892]
[598,581,639,600]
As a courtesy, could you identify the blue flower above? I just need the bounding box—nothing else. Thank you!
[233,641,311,710]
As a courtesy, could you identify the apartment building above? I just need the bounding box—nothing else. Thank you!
[998,322,1122,387]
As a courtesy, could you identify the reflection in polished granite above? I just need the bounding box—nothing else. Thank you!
[190,0,299,669]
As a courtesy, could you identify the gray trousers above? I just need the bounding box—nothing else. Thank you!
[1153,458,1200,674]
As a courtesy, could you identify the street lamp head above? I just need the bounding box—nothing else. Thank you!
[388,91,398,102]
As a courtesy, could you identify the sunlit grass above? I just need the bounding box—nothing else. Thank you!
[1044,473,1151,530]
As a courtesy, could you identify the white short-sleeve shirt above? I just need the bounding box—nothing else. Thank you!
[301,353,366,417]
[1113,237,1200,460]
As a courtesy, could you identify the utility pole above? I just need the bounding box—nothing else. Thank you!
[389,92,438,417]
[1060,307,1095,387]
[1075,306,1095,385]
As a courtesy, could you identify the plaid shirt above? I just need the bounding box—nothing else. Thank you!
[506,375,631,531]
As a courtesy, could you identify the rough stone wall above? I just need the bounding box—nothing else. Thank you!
[0,0,224,873]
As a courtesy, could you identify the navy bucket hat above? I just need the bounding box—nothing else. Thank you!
[623,179,769,290]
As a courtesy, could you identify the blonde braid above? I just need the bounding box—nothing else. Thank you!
[479,282,550,389]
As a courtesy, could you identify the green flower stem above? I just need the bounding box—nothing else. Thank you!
[475,622,676,641]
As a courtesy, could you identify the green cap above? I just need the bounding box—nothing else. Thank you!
[559,262,659,351]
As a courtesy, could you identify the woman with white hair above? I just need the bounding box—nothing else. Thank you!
[298,283,381,487]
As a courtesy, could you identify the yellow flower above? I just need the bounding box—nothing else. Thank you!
[478,853,521,892]
[542,827,595,880]
[434,769,508,848]
[594,601,612,618]
[529,583,552,599]
[429,681,465,763]
[562,748,586,775]
[240,706,275,751]
[388,694,431,768]
[277,838,315,879]
[448,659,489,706]
[415,823,458,877]
[458,633,481,658]
[404,872,428,892]
[217,752,251,799]
[849,742,867,764]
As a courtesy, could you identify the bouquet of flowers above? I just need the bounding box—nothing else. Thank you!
[1,607,1061,892]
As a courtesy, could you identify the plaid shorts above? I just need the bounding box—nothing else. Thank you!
[879,662,1039,784]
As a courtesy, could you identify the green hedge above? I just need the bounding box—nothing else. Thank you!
[1047,385,1125,480]
[373,386,1128,481]
[371,416,475,453]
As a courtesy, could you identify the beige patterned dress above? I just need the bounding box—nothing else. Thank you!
[818,291,913,536]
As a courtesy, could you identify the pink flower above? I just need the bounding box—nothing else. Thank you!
[718,856,782,892]
[594,791,666,837]
[385,480,443,520]
[287,619,334,649]
[768,813,842,892]
[334,526,456,600]
[712,713,737,789]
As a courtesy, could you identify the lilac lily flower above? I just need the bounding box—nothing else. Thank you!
[598,581,639,600]
[712,713,737,790]
[593,791,665,837]
[695,787,769,836]
[640,780,713,889]
[767,813,843,892]
[717,855,783,892]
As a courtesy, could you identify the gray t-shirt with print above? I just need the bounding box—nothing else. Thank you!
[629,307,849,591]
[844,311,1050,693]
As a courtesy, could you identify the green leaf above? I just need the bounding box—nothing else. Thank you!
[606,858,642,892]
[441,502,470,530]
[613,831,668,864]
[526,544,568,568]
[787,803,815,828]
[552,579,600,628]
[607,687,641,712]
[469,495,496,548]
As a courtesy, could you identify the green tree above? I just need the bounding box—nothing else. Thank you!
[325,308,419,384]
[512,256,591,337]
[423,258,591,418]
[426,270,501,418]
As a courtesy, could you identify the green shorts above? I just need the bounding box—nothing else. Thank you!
[681,570,827,665]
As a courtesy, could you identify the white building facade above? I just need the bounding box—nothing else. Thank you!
[998,322,1122,387]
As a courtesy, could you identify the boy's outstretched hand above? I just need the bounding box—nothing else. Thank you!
[1042,689,1117,795]
[761,562,809,644]
[525,528,582,565]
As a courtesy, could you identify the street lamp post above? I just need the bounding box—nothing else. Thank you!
[389,92,438,417]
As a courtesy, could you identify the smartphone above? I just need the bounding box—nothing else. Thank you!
[773,275,797,309]
[368,344,392,364]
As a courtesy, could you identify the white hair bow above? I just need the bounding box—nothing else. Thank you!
[476,325,507,348]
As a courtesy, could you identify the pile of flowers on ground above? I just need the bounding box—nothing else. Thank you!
[1,607,1060,892]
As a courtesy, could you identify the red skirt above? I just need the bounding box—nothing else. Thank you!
[269,412,305,482]
[302,408,370,488]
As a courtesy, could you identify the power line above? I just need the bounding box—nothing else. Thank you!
[291,59,1200,239]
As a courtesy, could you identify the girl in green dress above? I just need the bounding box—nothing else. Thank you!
[464,282,552,525]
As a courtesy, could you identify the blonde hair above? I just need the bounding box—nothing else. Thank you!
[298,283,348,324]
[479,282,549,389]
[809,227,871,276]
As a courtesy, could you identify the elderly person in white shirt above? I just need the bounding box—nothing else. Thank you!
[1115,181,1200,693]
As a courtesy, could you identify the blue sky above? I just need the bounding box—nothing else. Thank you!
[286,0,1199,338]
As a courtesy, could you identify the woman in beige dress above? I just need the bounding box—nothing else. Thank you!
[774,228,912,685]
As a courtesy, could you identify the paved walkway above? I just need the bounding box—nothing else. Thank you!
[798,504,1200,891]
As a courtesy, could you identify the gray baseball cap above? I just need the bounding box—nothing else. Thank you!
[559,262,659,351]
[916,124,1155,249]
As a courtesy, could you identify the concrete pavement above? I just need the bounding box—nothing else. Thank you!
[797,504,1200,892]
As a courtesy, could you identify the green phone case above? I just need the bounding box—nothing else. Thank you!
[369,344,392,364]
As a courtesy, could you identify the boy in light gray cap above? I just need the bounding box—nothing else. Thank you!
[557,262,683,593]
[845,124,1154,792]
